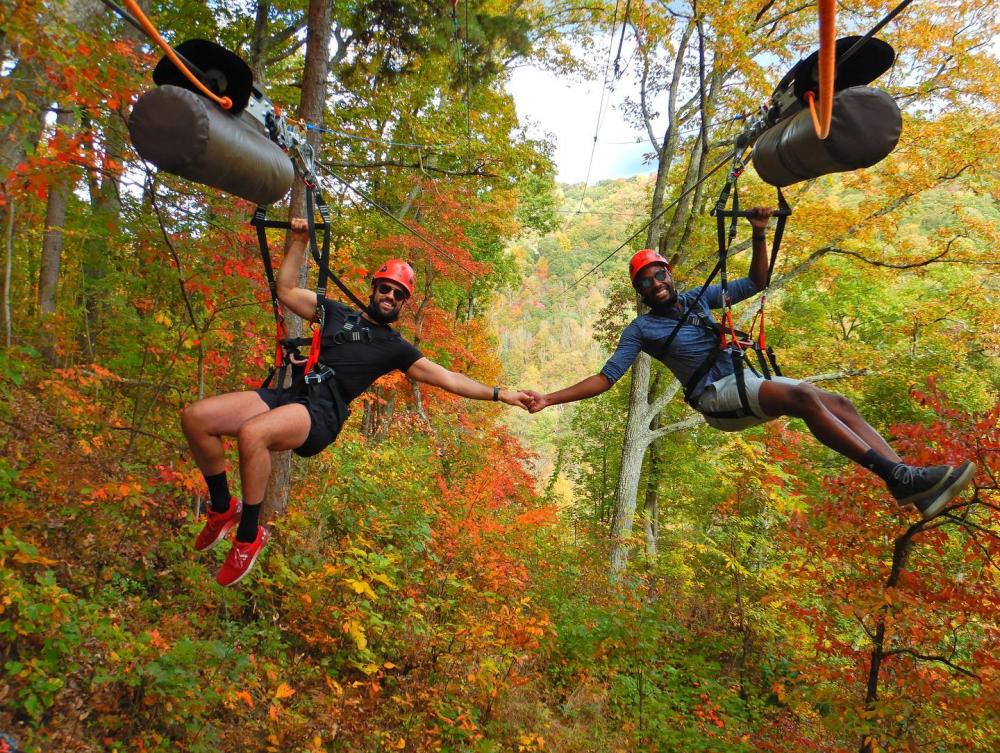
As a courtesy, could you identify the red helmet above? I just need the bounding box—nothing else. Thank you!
[628,249,670,283]
[373,259,415,297]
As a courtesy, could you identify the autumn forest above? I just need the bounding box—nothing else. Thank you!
[1,1,998,752]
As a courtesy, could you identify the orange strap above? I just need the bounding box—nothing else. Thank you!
[806,0,836,140]
[720,310,741,350]
[304,324,322,374]
[274,318,288,367]
[122,0,233,111]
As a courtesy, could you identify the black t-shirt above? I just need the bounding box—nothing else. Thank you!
[315,300,423,404]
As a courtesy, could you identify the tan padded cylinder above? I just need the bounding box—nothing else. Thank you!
[752,86,902,188]
[128,85,295,206]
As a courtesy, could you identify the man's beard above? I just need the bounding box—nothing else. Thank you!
[644,290,678,315]
[365,293,400,324]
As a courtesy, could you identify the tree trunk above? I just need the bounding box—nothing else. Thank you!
[859,530,916,753]
[76,0,136,359]
[643,18,694,249]
[249,0,273,83]
[0,58,46,178]
[609,21,731,580]
[609,352,654,578]
[38,108,77,364]
[642,378,663,559]
[264,0,333,521]
[79,110,124,360]
[2,198,14,347]
[402,260,433,432]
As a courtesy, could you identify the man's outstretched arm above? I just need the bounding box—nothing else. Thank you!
[524,374,612,414]
[406,357,531,409]
[525,320,642,413]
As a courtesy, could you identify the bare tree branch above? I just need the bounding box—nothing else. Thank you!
[883,648,981,679]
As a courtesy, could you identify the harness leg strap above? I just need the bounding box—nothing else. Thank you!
[732,349,753,416]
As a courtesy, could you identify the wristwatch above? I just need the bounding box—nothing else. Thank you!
[492,386,500,401]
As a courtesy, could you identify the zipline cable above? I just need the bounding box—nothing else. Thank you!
[602,114,746,144]
[98,0,149,38]
[838,0,916,71]
[576,0,623,213]
[569,151,732,289]
[316,162,477,276]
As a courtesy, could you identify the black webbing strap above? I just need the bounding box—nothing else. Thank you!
[649,256,725,366]
[303,188,328,375]
[731,348,753,415]
[310,190,368,312]
[252,205,290,393]
[251,185,366,390]
[682,162,792,418]
[748,187,791,380]
[754,345,773,378]
[647,150,750,364]
[766,346,782,376]
[765,188,789,285]
[333,312,373,344]
[251,189,368,312]
[715,161,747,350]
[683,352,719,405]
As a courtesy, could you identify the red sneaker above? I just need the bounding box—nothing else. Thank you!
[194,497,242,551]
[216,526,270,587]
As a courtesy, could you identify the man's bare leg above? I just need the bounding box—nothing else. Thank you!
[234,403,311,507]
[758,380,974,517]
[814,388,901,462]
[757,381,873,463]
[181,391,271,475]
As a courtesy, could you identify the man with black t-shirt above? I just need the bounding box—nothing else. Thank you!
[181,218,531,586]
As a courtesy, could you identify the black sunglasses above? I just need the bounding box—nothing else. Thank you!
[636,269,669,290]
[376,283,409,301]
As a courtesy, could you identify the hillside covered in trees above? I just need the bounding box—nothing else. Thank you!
[2,1,998,752]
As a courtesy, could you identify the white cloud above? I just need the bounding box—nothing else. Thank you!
[509,64,658,185]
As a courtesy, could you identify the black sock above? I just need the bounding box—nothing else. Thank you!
[861,450,903,483]
[235,503,261,543]
[205,472,232,513]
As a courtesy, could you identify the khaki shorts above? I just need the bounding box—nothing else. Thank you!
[695,373,801,432]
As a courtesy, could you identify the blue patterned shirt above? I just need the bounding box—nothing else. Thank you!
[600,277,760,400]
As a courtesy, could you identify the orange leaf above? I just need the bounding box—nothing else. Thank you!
[274,682,295,699]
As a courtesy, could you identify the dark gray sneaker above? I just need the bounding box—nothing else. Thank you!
[887,464,952,505]
[911,460,976,520]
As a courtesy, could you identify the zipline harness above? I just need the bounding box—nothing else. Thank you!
[649,148,791,420]
[105,0,431,396]
[108,0,914,412]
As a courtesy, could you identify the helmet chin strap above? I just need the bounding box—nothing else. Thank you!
[365,293,400,324]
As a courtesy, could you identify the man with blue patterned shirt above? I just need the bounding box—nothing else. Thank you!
[524,208,974,520]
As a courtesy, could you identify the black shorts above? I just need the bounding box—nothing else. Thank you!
[255,381,347,458]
